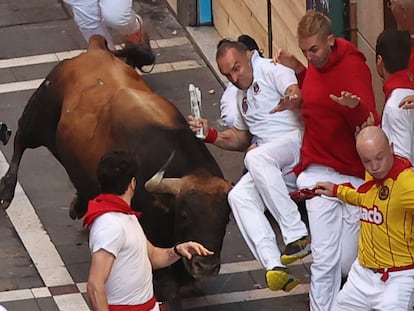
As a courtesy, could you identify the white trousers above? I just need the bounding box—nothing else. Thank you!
[228,129,308,270]
[333,259,414,311]
[63,0,141,49]
[296,165,364,311]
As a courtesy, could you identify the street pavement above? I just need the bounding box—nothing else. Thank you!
[0,0,311,310]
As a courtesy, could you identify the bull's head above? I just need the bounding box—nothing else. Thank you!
[145,152,232,278]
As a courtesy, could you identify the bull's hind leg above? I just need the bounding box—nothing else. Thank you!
[0,78,62,210]
[0,138,24,209]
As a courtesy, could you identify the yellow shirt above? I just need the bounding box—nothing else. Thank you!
[335,156,414,268]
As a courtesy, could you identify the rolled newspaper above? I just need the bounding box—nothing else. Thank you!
[189,84,205,139]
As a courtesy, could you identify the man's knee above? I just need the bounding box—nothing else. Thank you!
[227,185,242,209]
[244,147,263,170]
[101,4,136,31]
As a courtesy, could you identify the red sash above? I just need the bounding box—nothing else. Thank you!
[369,263,414,282]
[108,296,157,311]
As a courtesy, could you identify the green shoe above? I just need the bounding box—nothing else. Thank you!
[265,267,300,292]
[281,236,311,265]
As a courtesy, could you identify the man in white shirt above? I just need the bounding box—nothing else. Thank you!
[376,29,414,163]
[189,40,310,292]
[85,151,213,311]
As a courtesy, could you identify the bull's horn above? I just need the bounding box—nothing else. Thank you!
[144,151,182,195]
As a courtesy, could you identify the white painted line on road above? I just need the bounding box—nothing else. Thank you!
[219,256,312,275]
[182,284,310,309]
[0,152,90,310]
[0,60,204,94]
[53,293,90,311]
[0,289,32,303]
[0,37,190,69]
[0,79,44,94]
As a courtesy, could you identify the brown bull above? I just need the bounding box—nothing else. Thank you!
[0,35,232,311]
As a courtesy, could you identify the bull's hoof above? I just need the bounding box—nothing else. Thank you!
[0,199,11,210]
[69,196,87,220]
[0,175,16,210]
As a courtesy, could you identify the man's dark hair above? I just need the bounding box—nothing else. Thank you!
[96,151,137,195]
[376,29,411,74]
[217,35,263,58]
[237,34,263,57]
[216,40,248,61]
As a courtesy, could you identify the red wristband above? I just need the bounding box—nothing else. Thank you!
[204,128,218,143]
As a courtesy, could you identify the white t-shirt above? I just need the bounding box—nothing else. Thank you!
[89,212,159,310]
[220,82,239,128]
[233,51,303,145]
[382,88,414,164]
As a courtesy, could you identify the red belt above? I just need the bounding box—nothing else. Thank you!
[368,263,414,282]
[109,297,157,311]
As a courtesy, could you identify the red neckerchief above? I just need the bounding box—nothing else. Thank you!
[358,155,412,192]
[383,69,414,101]
[83,193,142,228]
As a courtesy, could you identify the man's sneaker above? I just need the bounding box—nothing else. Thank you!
[265,267,300,292]
[281,236,311,265]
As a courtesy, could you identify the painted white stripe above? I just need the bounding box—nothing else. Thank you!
[0,60,204,94]
[0,79,44,94]
[53,293,90,311]
[219,256,312,275]
[0,153,74,287]
[182,284,310,309]
[0,37,190,69]
[0,289,33,303]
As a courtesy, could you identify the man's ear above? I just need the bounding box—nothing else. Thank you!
[376,54,383,67]
[327,34,335,47]
[130,177,136,191]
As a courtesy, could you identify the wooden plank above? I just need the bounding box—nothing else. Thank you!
[214,0,268,56]
[270,0,306,62]
[166,0,177,14]
[212,0,241,39]
[242,0,268,31]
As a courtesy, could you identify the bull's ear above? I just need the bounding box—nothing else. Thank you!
[145,176,182,195]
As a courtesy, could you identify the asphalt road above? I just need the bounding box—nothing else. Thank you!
[0,0,311,310]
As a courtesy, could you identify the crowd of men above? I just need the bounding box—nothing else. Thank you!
[32,0,413,310]
[190,2,414,311]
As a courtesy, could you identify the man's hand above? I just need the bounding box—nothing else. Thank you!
[270,94,302,113]
[188,115,209,136]
[329,91,360,109]
[355,112,375,137]
[399,95,414,109]
[175,241,214,260]
[314,182,335,197]
[273,49,306,74]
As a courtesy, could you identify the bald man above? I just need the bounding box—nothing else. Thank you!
[315,126,414,311]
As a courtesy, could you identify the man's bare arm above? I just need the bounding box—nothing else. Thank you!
[87,249,115,311]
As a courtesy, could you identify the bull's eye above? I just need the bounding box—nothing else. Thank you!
[178,210,191,228]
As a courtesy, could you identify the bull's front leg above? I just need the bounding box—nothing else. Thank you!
[153,268,183,311]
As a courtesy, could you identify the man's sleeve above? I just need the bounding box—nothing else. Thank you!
[342,54,379,128]
[382,99,414,161]
[335,183,362,206]
[89,216,124,258]
[266,63,298,96]
[399,170,414,210]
